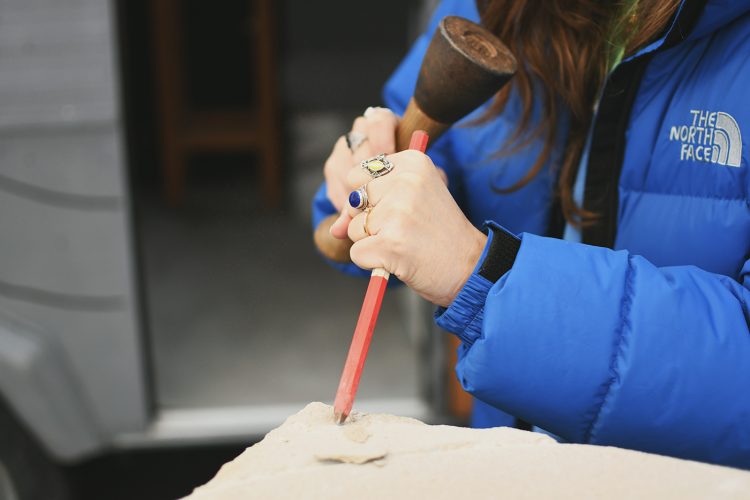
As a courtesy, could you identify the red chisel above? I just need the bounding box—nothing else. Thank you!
[333,130,430,424]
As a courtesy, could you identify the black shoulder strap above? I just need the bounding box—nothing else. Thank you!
[580,56,652,247]
[577,0,708,248]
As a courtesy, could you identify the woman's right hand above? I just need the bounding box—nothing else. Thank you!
[324,108,399,238]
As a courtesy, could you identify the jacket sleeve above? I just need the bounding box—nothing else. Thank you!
[436,223,750,468]
[311,0,480,275]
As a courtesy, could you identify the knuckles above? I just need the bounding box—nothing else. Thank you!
[388,192,417,219]
[397,171,423,191]
[379,214,410,251]
[393,150,433,174]
[345,167,364,190]
[352,116,367,130]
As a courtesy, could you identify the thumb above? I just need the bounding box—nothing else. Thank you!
[329,212,352,239]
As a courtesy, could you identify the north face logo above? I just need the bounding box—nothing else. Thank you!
[668,110,742,167]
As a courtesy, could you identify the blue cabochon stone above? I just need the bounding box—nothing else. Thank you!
[349,190,362,208]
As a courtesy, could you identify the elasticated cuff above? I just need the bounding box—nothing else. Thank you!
[435,272,494,345]
[435,221,521,345]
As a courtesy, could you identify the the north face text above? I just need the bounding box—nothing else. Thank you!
[669,110,742,167]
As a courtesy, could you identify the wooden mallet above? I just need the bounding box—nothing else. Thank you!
[314,16,517,263]
[329,17,518,424]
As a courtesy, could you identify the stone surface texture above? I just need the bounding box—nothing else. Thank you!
[186,402,750,499]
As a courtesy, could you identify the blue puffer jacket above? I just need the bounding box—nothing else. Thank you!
[312,0,750,468]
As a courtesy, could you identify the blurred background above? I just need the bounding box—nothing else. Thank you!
[0,0,470,498]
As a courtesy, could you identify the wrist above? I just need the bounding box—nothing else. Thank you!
[434,222,522,345]
[442,226,487,308]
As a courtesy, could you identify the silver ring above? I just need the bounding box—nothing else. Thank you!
[345,131,368,152]
[348,185,369,210]
[361,154,393,178]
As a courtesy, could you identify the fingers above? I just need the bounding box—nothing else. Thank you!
[334,139,436,244]
[347,210,369,242]
[363,108,398,155]
[342,177,387,219]
[329,211,352,240]
[347,206,383,242]
[345,155,389,194]
[348,108,398,162]
[324,136,355,211]
[345,150,432,192]
[350,116,369,136]
[333,134,351,156]
[324,107,399,229]
[343,150,435,221]
[349,235,387,271]
[332,180,386,240]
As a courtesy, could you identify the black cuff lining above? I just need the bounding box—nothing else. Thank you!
[479,226,521,283]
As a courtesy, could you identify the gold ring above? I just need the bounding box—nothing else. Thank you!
[363,208,372,237]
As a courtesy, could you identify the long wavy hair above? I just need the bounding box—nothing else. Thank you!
[476,0,682,226]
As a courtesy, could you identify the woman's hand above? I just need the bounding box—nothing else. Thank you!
[340,150,487,307]
[323,107,399,215]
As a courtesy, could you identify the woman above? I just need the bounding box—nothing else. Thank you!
[312,0,750,468]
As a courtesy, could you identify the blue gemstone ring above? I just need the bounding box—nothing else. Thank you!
[348,185,369,210]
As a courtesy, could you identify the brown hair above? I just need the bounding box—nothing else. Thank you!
[476,0,681,226]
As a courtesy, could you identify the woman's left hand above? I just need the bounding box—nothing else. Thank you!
[332,150,487,307]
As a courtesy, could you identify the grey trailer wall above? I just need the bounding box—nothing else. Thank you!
[0,0,148,460]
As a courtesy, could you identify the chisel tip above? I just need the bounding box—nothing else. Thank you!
[334,409,348,425]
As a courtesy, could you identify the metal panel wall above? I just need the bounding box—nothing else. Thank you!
[0,0,148,458]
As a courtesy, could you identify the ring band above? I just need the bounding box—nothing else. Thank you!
[361,154,393,178]
[345,131,367,152]
[363,208,372,236]
[348,185,369,210]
